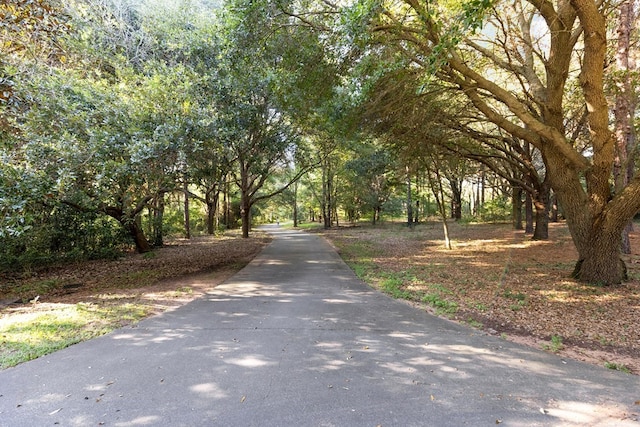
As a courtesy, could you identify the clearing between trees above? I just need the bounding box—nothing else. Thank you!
[0,223,638,374]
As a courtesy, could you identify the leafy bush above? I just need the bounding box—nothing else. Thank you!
[0,206,128,273]
[478,197,512,222]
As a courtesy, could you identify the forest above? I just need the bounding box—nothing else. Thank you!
[1,0,639,286]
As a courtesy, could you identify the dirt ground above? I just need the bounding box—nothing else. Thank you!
[0,234,271,321]
[318,221,640,375]
[1,223,639,375]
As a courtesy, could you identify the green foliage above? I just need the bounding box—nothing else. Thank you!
[502,288,526,301]
[421,293,459,315]
[543,335,564,353]
[342,144,400,222]
[0,206,127,273]
[603,362,631,373]
[467,318,483,328]
[380,275,413,299]
[478,197,512,222]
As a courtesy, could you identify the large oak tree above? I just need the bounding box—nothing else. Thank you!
[344,0,639,284]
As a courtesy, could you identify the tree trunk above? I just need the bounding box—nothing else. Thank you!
[240,160,251,239]
[184,181,191,240]
[322,159,332,229]
[207,201,216,235]
[450,179,462,220]
[206,190,219,235]
[524,192,534,234]
[293,181,299,228]
[127,218,152,253]
[544,148,629,284]
[530,184,550,240]
[571,229,628,284]
[152,194,164,247]
[532,199,549,240]
[613,0,637,255]
[512,186,523,230]
[406,167,413,228]
[240,196,251,238]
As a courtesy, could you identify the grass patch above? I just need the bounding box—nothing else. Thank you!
[380,276,414,300]
[502,288,527,301]
[604,361,631,373]
[542,335,564,353]
[293,222,324,231]
[0,302,150,369]
[467,318,483,328]
[421,293,458,315]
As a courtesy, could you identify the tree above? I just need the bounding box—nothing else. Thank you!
[359,66,552,238]
[217,0,332,237]
[344,144,397,225]
[611,0,638,254]
[341,0,638,284]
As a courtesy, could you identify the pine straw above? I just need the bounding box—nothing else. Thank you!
[319,221,640,375]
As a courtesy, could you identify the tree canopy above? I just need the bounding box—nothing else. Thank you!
[1,0,639,285]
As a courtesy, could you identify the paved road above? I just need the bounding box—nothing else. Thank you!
[0,227,638,426]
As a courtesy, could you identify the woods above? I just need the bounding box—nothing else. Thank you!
[1,0,639,286]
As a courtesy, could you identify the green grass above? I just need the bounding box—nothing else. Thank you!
[292,222,324,231]
[0,302,150,369]
[359,269,459,316]
[466,318,483,328]
[542,335,564,353]
[421,293,458,315]
[502,288,527,301]
[604,362,631,373]
[380,276,414,299]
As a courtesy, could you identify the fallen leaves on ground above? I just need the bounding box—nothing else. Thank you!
[0,233,270,321]
[319,221,640,375]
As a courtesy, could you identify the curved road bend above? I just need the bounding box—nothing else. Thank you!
[0,226,638,426]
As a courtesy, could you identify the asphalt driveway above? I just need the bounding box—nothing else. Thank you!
[0,226,638,426]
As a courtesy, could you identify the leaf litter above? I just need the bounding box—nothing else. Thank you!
[319,221,640,375]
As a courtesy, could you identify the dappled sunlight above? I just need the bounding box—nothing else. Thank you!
[547,401,637,426]
[206,281,290,298]
[1,226,638,427]
[315,341,345,350]
[309,358,348,371]
[23,392,69,405]
[447,238,514,249]
[224,354,277,368]
[148,331,191,343]
[325,221,640,365]
[0,303,78,326]
[378,361,424,375]
[387,332,420,341]
[114,416,162,426]
[96,293,136,300]
[111,328,195,346]
[536,280,633,303]
[322,298,356,304]
[257,259,291,266]
[190,382,228,400]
